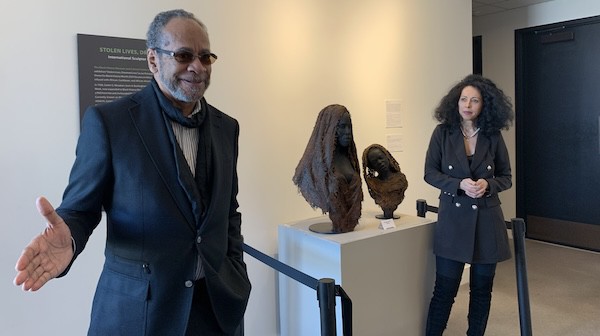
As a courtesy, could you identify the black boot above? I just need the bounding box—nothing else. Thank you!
[467,273,494,336]
[425,273,461,336]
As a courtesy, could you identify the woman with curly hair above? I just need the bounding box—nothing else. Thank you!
[362,144,408,219]
[424,74,514,336]
[293,104,363,233]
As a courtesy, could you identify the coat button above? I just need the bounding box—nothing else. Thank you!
[455,202,461,207]
[487,165,492,170]
[185,280,193,288]
[196,236,202,244]
[448,165,453,170]
[472,205,478,210]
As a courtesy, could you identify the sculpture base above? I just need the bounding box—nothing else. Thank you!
[309,222,339,234]
[375,213,400,220]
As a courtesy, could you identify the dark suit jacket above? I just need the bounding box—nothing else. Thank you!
[56,82,251,335]
[424,124,512,264]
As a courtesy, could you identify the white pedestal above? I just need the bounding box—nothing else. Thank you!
[278,211,436,336]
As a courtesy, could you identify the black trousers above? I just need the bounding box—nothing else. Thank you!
[185,279,243,336]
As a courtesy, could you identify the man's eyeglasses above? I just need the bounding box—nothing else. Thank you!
[154,48,218,65]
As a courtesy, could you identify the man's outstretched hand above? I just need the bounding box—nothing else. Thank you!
[14,197,73,291]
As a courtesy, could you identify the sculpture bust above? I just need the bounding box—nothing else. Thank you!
[362,144,408,219]
[293,104,363,233]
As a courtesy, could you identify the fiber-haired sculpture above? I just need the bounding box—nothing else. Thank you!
[293,104,363,233]
[362,144,408,219]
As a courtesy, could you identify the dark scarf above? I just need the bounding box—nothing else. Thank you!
[151,79,206,128]
[151,79,212,226]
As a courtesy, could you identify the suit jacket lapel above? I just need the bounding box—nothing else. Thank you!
[471,133,490,172]
[450,128,471,175]
[197,105,226,227]
[128,84,196,230]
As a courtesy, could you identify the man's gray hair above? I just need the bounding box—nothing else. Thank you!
[146,9,206,49]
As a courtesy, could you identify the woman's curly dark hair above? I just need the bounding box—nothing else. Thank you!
[434,74,514,135]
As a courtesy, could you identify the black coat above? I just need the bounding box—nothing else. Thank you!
[424,124,512,264]
[56,83,251,335]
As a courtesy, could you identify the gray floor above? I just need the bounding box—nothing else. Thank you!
[445,238,600,336]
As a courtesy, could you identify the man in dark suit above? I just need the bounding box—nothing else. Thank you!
[14,9,251,336]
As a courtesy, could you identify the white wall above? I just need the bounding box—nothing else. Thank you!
[473,0,600,219]
[0,1,471,335]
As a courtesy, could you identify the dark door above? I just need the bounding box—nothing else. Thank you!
[515,16,600,252]
[473,35,482,75]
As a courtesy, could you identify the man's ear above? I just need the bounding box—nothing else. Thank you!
[147,48,159,74]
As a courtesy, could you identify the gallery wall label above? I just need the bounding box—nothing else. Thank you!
[77,34,152,122]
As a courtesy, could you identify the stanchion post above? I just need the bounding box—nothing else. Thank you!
[417,199,427,218]
[512,218,533,336]
[317,278,337,336]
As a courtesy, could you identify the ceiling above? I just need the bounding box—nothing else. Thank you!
[473,0,556,17]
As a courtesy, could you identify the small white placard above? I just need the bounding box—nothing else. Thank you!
[379,218,397,230]
[386,134,404,152]
[385,100,403,128]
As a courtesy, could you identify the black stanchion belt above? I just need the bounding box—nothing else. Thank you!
[243,243,353,336]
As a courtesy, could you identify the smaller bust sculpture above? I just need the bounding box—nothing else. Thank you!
[293,104,363,233]
[362,144,408,219]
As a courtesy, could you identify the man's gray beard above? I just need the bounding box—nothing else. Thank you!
[159,73,207,103]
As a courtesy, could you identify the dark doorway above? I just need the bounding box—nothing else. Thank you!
[515,16,600,252]
[473,35,482,75]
